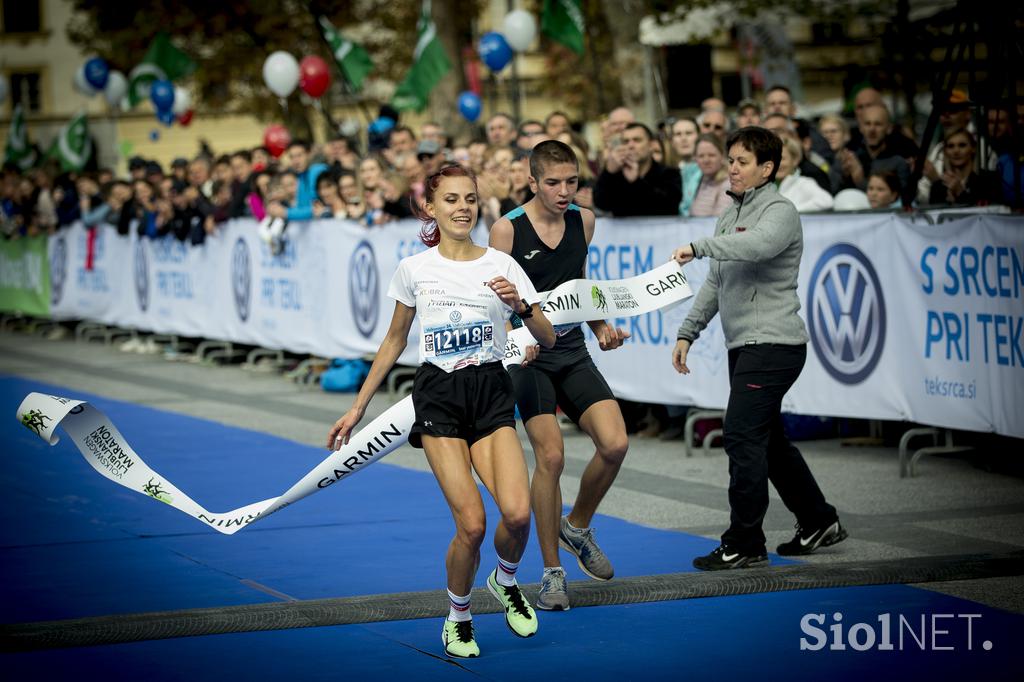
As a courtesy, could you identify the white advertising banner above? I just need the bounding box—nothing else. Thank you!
[37,215,1024,438]
[584,213,1024,439]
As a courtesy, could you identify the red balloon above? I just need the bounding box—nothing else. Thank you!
[263,124,291,158]
[299,55,331,98]
[177,110,194,127]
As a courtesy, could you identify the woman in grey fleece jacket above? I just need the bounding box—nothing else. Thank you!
[670,127,846,571]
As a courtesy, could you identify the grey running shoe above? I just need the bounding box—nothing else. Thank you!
[536,567,570,611]
[559,516,614,581]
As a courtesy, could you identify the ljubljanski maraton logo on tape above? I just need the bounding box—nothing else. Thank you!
[807,243,886,384]
[231,238,252,322]
[134,240,150,312]
[350,240,379,338]
[143,477,173,504]
[591,285,608,313]
[20,409,50,436]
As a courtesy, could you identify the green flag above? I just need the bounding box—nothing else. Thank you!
[4,105,38,170]
[541,0,585,55]
[128,32,197,107]
[319,16,374,92]
[48,112,91,172]
[391,0,452,112]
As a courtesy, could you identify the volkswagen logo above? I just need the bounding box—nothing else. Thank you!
[50,236,67,305]
[231,238,252,322]
[807,243,886,384]
[349,240,379,338]
[450,310,462,323]
[134,239,149,312]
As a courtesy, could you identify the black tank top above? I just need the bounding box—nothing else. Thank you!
[507,204,588,353]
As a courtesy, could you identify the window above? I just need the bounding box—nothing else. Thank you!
[1,0,41,33]
[9,71,42,113]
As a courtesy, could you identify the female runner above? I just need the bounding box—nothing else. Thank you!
[328,164,555,658]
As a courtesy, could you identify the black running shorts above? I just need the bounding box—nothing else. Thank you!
[507,352,615,425]
[409,361,517,448]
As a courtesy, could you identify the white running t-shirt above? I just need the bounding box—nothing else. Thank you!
[388,247,539,372]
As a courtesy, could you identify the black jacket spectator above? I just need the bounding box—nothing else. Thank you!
[594,122,682,217]
[594,160,682,216]
[798,159,832,194]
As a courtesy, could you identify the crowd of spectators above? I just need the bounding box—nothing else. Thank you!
[3,84,1022,246]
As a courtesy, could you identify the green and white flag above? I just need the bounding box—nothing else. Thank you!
[318,16,374,92]
[542,0,585,55]
[128,32,197,107]
[391,0,451,112]
[48,112,91,172]
[4,105,38,170]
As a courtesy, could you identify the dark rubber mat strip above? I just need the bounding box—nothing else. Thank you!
[4,551,1023,652]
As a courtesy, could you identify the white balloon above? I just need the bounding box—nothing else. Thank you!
[0,74,7,104]
[103,70,128,108]
[172,86,192,115]
[73,63,99,97]
[502,9,537,52]
[262,51,300,98]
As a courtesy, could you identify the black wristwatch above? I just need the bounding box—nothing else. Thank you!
[517,300,534,318]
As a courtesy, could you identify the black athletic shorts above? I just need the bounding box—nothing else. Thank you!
[507,350,615,425]
[409,361,517,449]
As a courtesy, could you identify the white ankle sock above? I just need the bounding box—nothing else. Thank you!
[447,589,471,622]
[495,556,519,587]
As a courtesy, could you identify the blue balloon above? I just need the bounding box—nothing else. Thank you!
[157,108,176,126]
[150,79,175,112]
[457,91,482,122]
[478,32,513,72]
[84,58,110,90]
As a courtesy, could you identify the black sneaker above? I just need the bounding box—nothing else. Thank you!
[776,520,848,556]
[692,545,768,571]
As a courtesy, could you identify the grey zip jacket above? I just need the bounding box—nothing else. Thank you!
[676,181,810,349]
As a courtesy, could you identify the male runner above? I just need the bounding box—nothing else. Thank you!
[489,140,630,610]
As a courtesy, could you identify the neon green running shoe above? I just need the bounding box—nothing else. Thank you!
[442,618,479,658]
[486,569,538,638]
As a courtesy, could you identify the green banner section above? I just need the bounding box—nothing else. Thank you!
[0,235,51,316]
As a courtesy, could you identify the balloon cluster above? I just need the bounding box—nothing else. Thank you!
[262,52,331,100]
[72,56,194,127]
[74,57,122,105]
[244,51,333,157]
[459,10,537,122]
